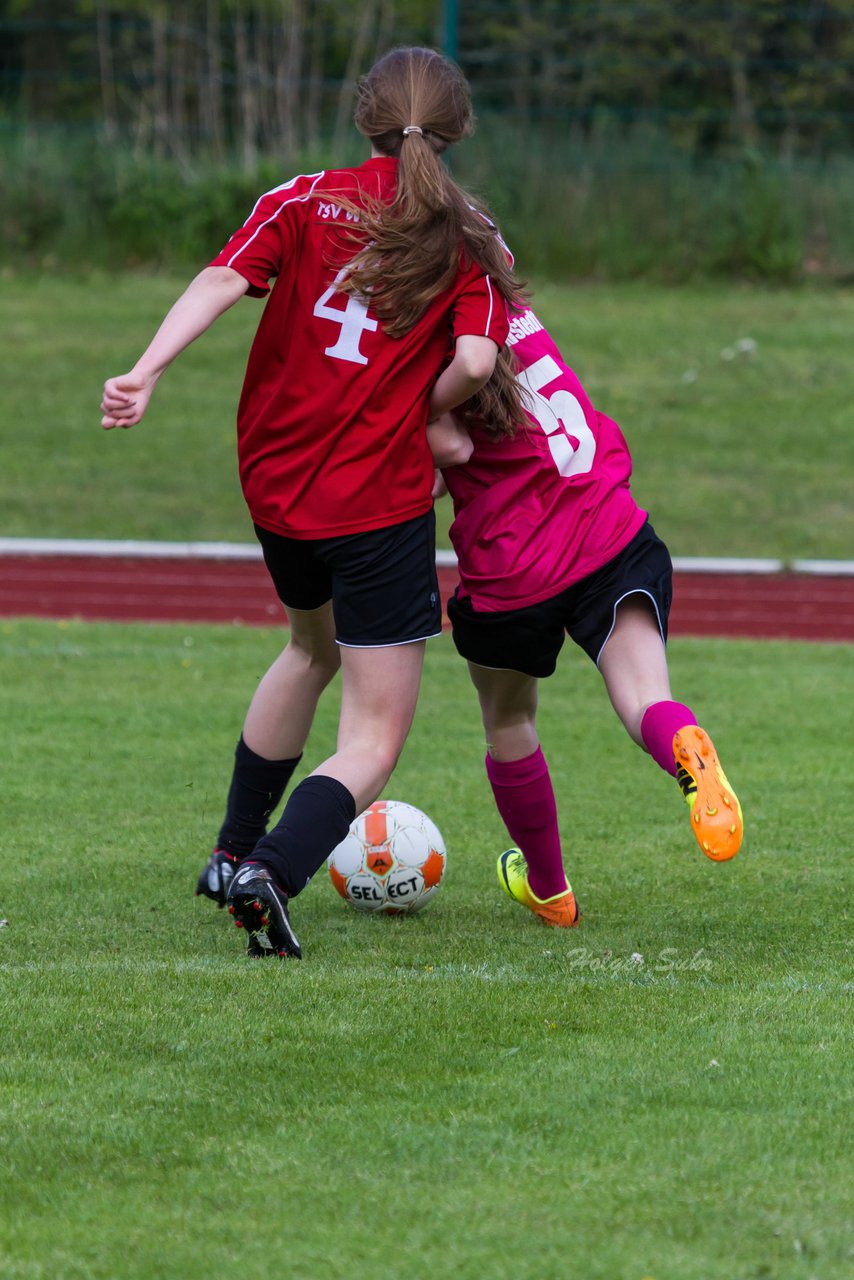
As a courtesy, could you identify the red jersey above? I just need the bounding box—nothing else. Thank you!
[209,157,509,539]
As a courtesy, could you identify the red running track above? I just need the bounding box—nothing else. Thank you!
[0,554,852,642]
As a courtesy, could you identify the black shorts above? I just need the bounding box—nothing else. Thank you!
[255,510,442,647]
[447,520,673,678]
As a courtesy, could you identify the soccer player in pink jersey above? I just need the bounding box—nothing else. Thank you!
[100,48,526,959]
[430,304,744,928]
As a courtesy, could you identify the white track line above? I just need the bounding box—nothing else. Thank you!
[0,538,852,576]
[0,537,263,561]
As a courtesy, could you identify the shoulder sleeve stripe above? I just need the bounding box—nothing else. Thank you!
[241,170,325,223]
[226,171,326,267]
[468,201,515,266]
[483,275,495,336]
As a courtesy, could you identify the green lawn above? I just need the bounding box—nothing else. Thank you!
[1,273,852,558]
[1,619,851,1279]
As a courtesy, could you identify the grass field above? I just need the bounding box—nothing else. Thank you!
[1,273,853,559]
[1,619,851,1279]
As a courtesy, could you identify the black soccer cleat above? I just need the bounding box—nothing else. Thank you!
[195,848,240,908]
[225,862,302,960]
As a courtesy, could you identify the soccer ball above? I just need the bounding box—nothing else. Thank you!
[328,799,446,914]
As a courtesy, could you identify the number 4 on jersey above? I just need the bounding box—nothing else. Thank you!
[517,354,596,477]
[313,271,378,366]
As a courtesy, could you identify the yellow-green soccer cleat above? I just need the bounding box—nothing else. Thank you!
[673,725,744,862]
[496,848,579,928]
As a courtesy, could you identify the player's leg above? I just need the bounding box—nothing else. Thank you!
[467,661,578,928]
[597,589,742,862]
[471,662,540,762]
[226,512,440,957]
[196,603,342,905]
[243,637,426,887]
[325,640,426,811]
[597,594,674,748]
[228,641,426,955]
[241,602,340,760]
[196,530,341,907]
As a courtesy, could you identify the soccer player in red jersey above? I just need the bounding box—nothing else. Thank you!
[100,48,526,958]
[428,304,744,928]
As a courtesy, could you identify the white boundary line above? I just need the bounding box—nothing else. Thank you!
[0,538,852,577]
[0,537,264,561]
[790,559,854,576]
[671,556,784,574]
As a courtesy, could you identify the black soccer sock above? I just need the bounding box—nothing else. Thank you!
[216,735,302,859]
[247,775,357,898]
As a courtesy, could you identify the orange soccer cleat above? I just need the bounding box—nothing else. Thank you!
[673,725,744,862]
[497,848,580,928]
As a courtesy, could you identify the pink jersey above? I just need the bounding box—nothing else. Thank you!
[444,306,646,611]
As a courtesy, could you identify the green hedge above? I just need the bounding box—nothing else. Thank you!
[2,123,853,282]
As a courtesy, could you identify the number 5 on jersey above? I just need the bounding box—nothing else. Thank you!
[313,270,378,366]
[518,354,596,478]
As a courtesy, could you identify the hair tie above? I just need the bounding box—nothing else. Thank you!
[402,125,423,136]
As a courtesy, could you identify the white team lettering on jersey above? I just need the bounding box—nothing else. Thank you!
[316,201,361,222]
[507,309,545,346]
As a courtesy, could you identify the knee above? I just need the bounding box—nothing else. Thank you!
[480,701,536,738]
[288,638,340,685]
[343,730,407,794]
[372,739,407,783]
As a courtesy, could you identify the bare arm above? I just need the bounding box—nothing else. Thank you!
[100,266,250,429]
[426,413,474,469]
[427,334,498,422]
[427,412,473,500]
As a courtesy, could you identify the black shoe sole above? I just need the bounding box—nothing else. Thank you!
[228,890,302,960]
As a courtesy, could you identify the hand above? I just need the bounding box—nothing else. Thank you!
[432,469,448,500]
[100,371,155,429]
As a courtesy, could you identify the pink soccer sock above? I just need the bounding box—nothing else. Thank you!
[640,701,697,776]
[485,747,568,900]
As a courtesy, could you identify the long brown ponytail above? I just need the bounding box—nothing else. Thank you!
[334,47,527,435]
